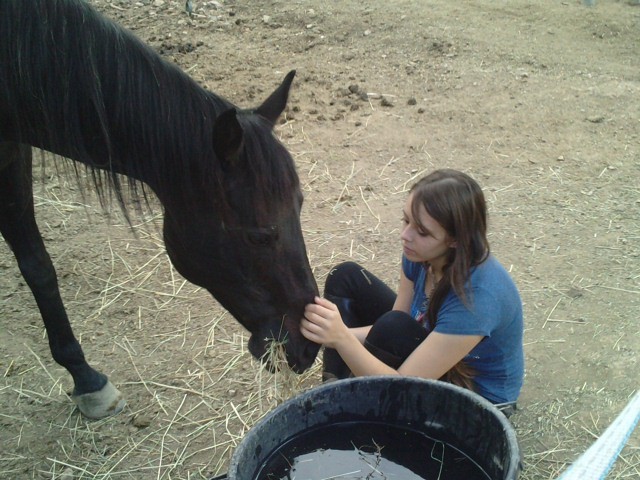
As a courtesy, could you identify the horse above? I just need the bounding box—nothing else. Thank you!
[0,0,320,419]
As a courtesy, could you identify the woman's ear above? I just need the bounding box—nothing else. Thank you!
[447,238,458,248]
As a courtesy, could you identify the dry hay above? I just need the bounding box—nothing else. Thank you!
[2,0,639,477]
[1,136,639,479]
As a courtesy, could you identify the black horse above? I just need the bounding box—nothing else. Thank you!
[0,0,320,418]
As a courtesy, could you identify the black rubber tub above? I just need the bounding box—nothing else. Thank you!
[214,376,521,479]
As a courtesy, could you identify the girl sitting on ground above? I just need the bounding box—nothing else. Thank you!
[301,169,524,415]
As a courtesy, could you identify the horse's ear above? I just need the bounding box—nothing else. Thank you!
[213,108,244,164]
[255,70,296,127]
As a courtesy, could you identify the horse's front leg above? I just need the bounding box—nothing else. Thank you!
[0,142,125,418]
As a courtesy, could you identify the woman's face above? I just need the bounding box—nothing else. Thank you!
[400,193,454,268]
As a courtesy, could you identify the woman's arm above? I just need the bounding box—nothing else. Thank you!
[301,296,398,376]
[305,266,413,348]
[397,331,483,379]
[392,268,413,313]
[349,326,372,344]
[301,296,483,380]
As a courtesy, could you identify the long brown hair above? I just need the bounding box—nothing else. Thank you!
[409,169,490,389]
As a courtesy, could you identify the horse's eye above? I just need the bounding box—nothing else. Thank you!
[246,226,279,246]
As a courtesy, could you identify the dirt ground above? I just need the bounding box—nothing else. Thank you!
[1,0,639,478]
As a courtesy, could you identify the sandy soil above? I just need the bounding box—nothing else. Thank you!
[1,0,639,478]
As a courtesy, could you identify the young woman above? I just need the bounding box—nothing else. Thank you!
[301,169,524,414]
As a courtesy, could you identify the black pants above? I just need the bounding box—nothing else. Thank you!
[323,261,427,379]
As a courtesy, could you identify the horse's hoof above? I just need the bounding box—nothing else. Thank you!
[72,380,126,419]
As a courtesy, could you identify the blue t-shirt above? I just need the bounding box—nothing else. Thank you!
[403,255,524,404]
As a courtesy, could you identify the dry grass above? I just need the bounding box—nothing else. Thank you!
[2,0,639,476]
[1,135,639,480]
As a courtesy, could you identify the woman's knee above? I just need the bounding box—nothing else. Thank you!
[324,261,364,297]
[367,311,418,340]
[366,311,427,359]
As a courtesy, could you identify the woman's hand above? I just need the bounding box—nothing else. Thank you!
[301,296,399,377]
[301,296,350,349]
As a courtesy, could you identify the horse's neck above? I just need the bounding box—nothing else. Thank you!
[61,51,219,190]
[1,0,226,193]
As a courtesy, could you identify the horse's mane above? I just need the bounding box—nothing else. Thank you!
[234,113,301,218]
[1,0,297,219]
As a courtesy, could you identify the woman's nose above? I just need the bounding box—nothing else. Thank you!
[400,224,411,242]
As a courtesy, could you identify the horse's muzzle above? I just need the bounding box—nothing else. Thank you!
[248,333,319,373]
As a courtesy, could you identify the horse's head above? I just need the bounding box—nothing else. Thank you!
[162,71,320,373]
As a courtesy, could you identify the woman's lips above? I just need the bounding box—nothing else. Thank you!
[403,246,416,257]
